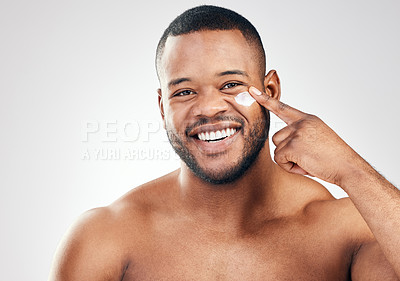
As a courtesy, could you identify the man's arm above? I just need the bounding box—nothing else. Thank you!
[248,85,400,278]
[342,161,400,279]
[48,207,128,281]
[352,241,398,280]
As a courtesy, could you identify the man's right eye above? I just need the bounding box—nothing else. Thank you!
[173,90,195,97]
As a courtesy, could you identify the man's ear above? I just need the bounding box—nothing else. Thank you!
[263,70,281,100]
[157,89,166,129]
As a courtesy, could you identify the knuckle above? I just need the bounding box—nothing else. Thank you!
[272,133,279,145]
[261,94,271,104]
[298,118,316,129]
[307,114,321,123]
[285,139,295,149]
[274,146,283,157]
[273,153,281,163]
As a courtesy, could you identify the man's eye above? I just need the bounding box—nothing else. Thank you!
[222,82,241,89]
[174,90,195,97]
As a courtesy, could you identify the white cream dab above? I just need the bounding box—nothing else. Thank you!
[234,91,256,106]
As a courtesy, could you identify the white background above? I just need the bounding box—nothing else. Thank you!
[1,0,399,280]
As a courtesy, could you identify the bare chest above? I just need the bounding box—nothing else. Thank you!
[121,221,353,281]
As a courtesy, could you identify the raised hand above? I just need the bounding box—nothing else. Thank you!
[248,86,362,186]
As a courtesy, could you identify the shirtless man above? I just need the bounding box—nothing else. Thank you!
[49,5,400,280]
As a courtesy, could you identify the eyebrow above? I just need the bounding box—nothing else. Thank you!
[217,70,249,77]
[167,70,249,89]
[168,77,191,89]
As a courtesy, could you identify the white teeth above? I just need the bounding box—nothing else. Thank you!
[221,129,227,138]
[210,131,216,139]
[197,128,238,141]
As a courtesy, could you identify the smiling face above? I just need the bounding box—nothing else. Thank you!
[158,29,270,184]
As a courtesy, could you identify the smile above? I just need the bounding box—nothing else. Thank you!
[197,128,237,142]
[187,121,242,154]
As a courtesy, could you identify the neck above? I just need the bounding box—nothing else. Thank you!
[178,143,286,233]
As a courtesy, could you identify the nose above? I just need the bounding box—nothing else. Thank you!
[191,89,229,118]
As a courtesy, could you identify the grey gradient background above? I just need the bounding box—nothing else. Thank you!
[1,0,399,280]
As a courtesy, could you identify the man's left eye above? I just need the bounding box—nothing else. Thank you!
[222,82,240,89]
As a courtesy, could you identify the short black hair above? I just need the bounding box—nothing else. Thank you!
[156,5,266,79]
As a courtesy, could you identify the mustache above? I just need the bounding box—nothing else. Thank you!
[184,115,245,136]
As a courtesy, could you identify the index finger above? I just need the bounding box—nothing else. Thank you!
[248,86,305,125]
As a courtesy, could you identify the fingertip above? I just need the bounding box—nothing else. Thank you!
[249,86,262,96]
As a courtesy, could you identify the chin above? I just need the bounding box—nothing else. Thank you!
[186,155,257,186]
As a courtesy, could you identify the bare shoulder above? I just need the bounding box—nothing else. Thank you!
[304,192,374,243]
[49,169,180,281]
[113,168,180,217]
[319,198,399,280]
[48,206,131,281]
[298,179,398,279]
[295,177,374,244]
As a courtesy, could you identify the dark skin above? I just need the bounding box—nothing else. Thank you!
[49,30,400,280]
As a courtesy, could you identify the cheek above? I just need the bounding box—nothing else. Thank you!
[224,96,264,120]
[234,91,256,107]
[164,103,191,130]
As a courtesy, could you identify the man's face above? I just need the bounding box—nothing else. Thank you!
[158,30,269,184]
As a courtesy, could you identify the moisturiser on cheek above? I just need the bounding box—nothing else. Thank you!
[234,91,256,106]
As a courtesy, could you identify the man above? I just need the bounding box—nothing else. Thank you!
[49,5,400,280]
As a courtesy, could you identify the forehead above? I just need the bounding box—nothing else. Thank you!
[158,30,259,86]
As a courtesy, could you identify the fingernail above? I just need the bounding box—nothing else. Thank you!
[250,86,262,95]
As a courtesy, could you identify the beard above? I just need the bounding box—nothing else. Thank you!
[166,110,270,185]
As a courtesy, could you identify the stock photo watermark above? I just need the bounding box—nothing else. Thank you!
[81,120,177,161]
[80,119,288,161]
